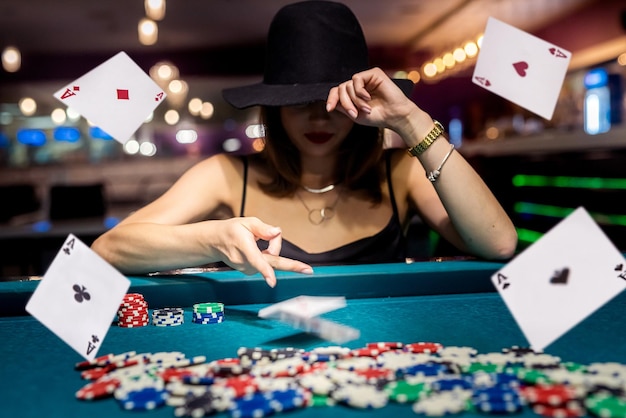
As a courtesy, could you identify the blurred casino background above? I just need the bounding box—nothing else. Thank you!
[0,0,625,275]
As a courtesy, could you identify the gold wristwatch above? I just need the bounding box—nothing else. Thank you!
[407,120,445,157]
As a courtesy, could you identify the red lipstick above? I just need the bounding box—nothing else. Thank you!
[304,132,333,144]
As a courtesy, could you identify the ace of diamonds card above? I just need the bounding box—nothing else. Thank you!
[53,51,166,144]
[472,17,571,120]
[25,234,130,360]
[492,207,626,352]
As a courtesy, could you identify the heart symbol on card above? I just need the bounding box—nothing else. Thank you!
[550,268,569,285]
[513,61,529,77]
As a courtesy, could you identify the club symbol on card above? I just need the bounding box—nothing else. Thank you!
[116,89,130,100]
[87,334,99,355]
[155,92,164,102]
[496,273,510,290]
[60,85,80,100]
[63,237,76,255]
[549,48,567,59]
[474,76,491,87]
[550,267,569,285]
[513,61,529,77]
[73,284,91,303]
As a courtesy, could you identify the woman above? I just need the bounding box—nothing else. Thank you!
[91,1,517,287]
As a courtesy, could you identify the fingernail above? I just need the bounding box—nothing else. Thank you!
[265,276,276,288]
[326,103,332,112]
[269,227,281,235]
[361,106,371,114]
[300,267,314,275]
[348,109,358,119]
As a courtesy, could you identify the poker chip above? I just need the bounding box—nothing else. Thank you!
[152,307,184,327]
[117,293,149,328]
[71,341,626,417]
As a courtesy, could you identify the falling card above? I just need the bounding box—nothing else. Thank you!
[25,234,130,360]
[259,296,359,344]
[491,207,626,352]
[472,17,571,120]
[53,51,166,143]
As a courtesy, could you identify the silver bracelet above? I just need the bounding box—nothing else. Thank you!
[427,144,455,183]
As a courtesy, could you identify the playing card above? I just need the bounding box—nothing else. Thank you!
[53,51,166,144]
[472,17,571,120]
[258,295,347,319]
[491,207,626,352]
[25,234,130,360]
[258,295,359,343]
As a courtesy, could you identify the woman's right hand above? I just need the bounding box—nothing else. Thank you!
[206,217,313,287]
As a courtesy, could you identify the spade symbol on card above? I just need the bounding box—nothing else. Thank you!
[496,273,510,290]
[513,61,529,77]
[474,76,491,87]
[73,284,91,303]
[549,48,567,59]
[550,268,569,285]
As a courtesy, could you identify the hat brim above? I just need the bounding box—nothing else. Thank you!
[222,78,414,109]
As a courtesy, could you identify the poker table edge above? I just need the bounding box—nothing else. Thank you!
[0,260,504,316]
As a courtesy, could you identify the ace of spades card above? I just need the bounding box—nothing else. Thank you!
[25,234,130,360]
[53,51,166,144]
[472,17,571,120]
[492,207,626,352]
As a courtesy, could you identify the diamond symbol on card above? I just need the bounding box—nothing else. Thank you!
[116,89,129,100]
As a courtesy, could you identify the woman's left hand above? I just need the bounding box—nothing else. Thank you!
[326,67,419,134]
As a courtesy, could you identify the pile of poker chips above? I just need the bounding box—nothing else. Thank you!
[192,302,225,325]
[73,341,626,417]
[152,307,185,327]
[117,293,149,328]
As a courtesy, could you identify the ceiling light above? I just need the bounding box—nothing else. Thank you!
[19,97,37,116]
[2,46,21,72]
[145,0,166,21]
[464,41,478,58]
[138,18,158,46]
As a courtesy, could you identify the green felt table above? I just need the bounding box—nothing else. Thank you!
[2,260,626,418]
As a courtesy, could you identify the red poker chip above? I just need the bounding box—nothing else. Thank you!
[76,377,120,400]
[521,384,579,406]
[159,368,197,383]
[75,354,114,371]
[80,364,115,380]
[349,348,381,358]
[366,342,404,350]
[354,368,395,383]
[123,293,145,301]
[216,375,259,398]
[117,321,149,328]
[532,403,585,417]
[403,342,443,354]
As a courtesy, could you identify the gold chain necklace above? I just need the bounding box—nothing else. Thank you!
[296,190,342,225]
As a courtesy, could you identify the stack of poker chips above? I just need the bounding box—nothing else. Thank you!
[151,307,185,327]
[192,302,225,324]
[117,293,149,328]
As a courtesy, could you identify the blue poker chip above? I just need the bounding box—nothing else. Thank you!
[399,363,448,377]
[192,311,224,319]
[116,387,169,411]
[472,386,522,403]
[473,399,524,413]
[431,376,474,391]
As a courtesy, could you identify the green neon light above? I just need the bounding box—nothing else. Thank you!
[514,202,626,227]
[513,175,626,190]
[516,228,544,243]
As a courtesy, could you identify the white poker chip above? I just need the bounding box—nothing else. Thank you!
[331,383,389,408]
[437,346,477,358]
[376,352,435,370]
[165,382,210,397]
[255,376,299,392]
[412,391,469,416]
[543,369,588,386]
[324,368,366,385]
[522,353,561,367]
[334,356,378,371]
[587,362,626,377]
[251,356,309,377]
[475,352,517,366]
[297,372,337,395]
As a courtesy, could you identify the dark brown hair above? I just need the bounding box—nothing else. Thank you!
[250,106,385,203]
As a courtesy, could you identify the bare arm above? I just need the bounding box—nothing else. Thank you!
[326,67,517,259]
[91,155,312,286]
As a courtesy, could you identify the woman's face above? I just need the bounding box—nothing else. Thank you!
[280,101,354,157]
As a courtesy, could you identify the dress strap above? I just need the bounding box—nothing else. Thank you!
[239,157,248,217]
[385,151,401,224]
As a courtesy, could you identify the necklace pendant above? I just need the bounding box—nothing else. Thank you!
[308,209,325,225]
[303,184,335,194]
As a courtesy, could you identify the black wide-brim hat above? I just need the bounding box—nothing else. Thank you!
[222,0,414,109]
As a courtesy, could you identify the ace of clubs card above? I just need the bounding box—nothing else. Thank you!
[492,207,626,352]
[25,234,130,360]
[53,51,166,144]
[472,17,571,120]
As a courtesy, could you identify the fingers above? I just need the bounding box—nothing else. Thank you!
[326,72,375,119]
